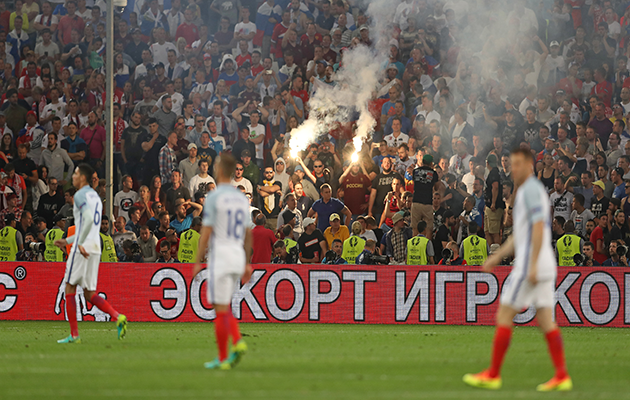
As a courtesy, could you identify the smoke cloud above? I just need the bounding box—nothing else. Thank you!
[289,0,396,157]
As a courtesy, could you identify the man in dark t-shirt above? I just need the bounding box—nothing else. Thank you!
[484,154,505,245]
[297,218,327,263]
[412,154,439,236]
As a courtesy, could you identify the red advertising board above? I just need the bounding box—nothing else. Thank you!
[0,262,628,327]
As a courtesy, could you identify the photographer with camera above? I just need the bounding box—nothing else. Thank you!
[356,239,390,265]
[437,241,467,265]
[321,239,347,264]
[120,239,144,263]
[580,241,600,266]
[602,240,628,266]
[556,221,583,266]
[17,232,45,261]
[272,239,300,264]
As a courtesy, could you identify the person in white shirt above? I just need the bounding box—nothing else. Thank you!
[384,117,409,148]
[506,1,538,34]
[248,110,266,167]
[230,161,253,194]
[234,6,256,52]
[113,175,139,222]
[605,7,621,41]
[449,137,472,178]
[34,29,60,65]
[155,80,184,116]
[149,27,178,66]
[414,94,441,123]
[189,158,216,196]
[461,158,477,194]
[165,0,185,39]
[543,41,565,86]
[40,87,66,133]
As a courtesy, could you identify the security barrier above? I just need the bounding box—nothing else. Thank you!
[0,262,627,327]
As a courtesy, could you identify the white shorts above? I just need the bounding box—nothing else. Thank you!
[64,251,100,291]
[500,272,554,311]
[207,270,240,306]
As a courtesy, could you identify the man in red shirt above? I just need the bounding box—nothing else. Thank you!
[271,9,291,62]
[591,67,612,107]
[175,6,199,45]
[80,111,106,174]
[251,212,276,263]
[58,1,85,46]
[290,75,309,105]
[589,212,608,264]
[235,39,252,67]
[339,160,371,218]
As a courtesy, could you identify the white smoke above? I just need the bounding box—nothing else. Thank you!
[289,0,397,157]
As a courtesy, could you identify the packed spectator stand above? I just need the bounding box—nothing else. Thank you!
[0,0,629,268]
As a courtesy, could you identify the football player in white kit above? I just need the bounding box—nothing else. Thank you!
[193,154,252,370]
[463,149,571,391]
[54,164,128,343]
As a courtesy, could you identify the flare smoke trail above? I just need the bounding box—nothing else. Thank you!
[288,0,396,157]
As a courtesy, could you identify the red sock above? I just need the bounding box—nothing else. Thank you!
[545,329,568,379]
[89,294,119,320]
[227,311,242,345]
[214,311,229,361]
[488,326,512,378]
[66,293,79,338]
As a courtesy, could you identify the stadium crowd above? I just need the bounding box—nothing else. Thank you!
[1,0,630,268]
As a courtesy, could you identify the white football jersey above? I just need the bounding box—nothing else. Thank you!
[70,185,103,255]
[203,183,250,273]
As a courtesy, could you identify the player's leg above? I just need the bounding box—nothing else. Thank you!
[58,283,82,343]
[204,303,231,370]
[84,255,128,339]
[85,290,119,320]
[463,303,518,389]
[535,306,572,391]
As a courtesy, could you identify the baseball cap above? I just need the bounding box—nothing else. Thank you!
[392,211,405,225]
[203,53,212,61]
[187,143,197,150]
[3,213,15,223]
[359,25,368,31]
[302,217,316,228]
[389,38,399,48]
[422,154,433,164]
[556,89,566,95]
[614,167,625,176]
[132,28,141,34]
[53,213,65,224]
[146,63,156,71]
[329,213,341,222]
[155,62,165,69]
[593,180,606,190]
[294,164,304,172]
[457,137,468,146]
[26,110,37,118]
[415,113,426,122]
[550,40,560,47]
[241,149,252,158]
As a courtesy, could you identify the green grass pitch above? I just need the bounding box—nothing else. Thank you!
[1,322,629,399]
